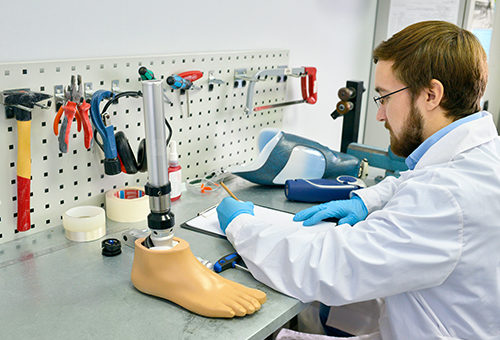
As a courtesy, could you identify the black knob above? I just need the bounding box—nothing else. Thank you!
[102,238,122,257]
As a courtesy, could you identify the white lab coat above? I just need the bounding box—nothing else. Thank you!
[226,112,500,339]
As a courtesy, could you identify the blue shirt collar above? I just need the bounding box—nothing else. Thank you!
[405,111,484,170]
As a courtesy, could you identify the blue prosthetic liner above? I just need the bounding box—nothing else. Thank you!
[285,176,366,203]
[230,128,361,185]
[90,90,118,160]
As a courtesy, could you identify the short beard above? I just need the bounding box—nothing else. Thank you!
[386,103,425,158]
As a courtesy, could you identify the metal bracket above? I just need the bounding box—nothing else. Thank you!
[54,85,64,112]
[234,68,252,88]
[111,80,120,105]
[84,82,94,102]
[208,70,225,92]
[111,80,120,92]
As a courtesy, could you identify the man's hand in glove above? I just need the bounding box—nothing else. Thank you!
[293,195,368,226]
[217,197,255,233]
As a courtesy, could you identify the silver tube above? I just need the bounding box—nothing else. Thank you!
[142,79,170,213]
[142,80,169,187]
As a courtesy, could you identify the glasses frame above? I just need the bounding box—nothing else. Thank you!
[373,86,409,108]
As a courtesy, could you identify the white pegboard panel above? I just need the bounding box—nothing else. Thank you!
[0,49,290,244]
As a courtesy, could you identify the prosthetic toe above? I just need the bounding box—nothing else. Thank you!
[131,237,267,318]
[230,128,361,185]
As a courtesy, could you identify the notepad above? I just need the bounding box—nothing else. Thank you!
[180,204,338,238]
[181,205,296,238]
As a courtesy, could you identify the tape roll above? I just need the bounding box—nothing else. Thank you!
[63,206,106,242]
[105,186,149,223]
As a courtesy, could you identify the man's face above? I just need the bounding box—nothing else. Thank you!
[374,61,424,158]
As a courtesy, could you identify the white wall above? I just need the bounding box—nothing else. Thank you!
[0,0,377,151]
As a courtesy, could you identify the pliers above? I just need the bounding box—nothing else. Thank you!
[53,75,93,153]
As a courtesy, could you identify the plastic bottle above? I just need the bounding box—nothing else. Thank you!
[168,141,182,201]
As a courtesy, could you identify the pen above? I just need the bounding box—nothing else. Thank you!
[220,182,239,201]
[197,203,218,217]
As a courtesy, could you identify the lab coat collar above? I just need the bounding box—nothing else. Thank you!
[413,111,498,170]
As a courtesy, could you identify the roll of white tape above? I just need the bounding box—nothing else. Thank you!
[105,186,149,223]
[63,206,106,242]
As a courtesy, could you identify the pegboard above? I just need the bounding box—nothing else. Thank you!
[0,49,290,244]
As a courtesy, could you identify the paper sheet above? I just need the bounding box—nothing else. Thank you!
[387,0,461,38]
[181,205,337,238]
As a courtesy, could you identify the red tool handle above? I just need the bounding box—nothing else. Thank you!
[53,106,64,136]
[62,101,77,147]
[77,100,93,149]
[17,120,32,232]
[301,67,317,104]
[178,70,203,82]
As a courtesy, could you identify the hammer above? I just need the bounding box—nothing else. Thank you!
[2,90,51,232]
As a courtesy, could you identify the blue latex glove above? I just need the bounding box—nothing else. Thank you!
[216,197,255,233]
[293,195,368,226]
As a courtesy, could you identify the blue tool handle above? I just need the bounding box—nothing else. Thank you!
[285,178,360,203]
[90,90,118,159]
[166,75,193,90]
[213,253,242,273]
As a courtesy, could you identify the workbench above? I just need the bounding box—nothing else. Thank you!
[0,177,311,340]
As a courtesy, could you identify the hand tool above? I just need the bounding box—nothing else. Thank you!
[166,75,193,90]
[53,75,93,152]
[90,90,121,174]
[243,67,317,114]
[1,89,51,231]
[138,66,155,81]
[285,176,366,203]
[138,67,172,104]
[77,98,93,149]
[177,70,203,87]
[166,71,203,115]
[166,71,203,90]
[213,252,249,273]
[90,90,143,175]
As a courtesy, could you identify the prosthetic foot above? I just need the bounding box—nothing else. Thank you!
[131,237,267,318]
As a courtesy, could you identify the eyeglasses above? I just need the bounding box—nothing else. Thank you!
[373,86,409,108]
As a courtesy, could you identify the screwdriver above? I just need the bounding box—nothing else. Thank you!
[138,66,155,81]
[166,74,195,116]
[166,74,194,90]
[138,67,172,104]
[213,252,249,273]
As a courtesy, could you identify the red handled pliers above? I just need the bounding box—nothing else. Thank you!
[53,75,93,152]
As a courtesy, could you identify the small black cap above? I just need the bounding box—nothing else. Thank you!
[102,238,122,256]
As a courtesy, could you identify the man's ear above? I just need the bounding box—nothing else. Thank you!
[425,79,445,111]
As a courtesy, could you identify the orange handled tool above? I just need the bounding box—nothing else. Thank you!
[77,99,93,149]
[16,118,32,231]
[2,90,51,231]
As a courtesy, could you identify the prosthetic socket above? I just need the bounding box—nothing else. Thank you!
[230,128,362,185]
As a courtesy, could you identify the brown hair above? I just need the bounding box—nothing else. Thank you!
[373,20,488,120]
